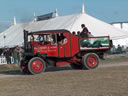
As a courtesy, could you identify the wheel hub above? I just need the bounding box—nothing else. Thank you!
[32,60,43,72]
[87,56,97,67]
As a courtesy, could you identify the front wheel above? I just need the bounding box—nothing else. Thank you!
[82,53,99,70]
[28,57,46,75]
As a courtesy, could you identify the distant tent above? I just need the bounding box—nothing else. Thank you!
[111,22,128,47]
[0,23,25,48]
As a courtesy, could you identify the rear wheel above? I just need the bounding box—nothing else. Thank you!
[28,57,46,75]
[82,53,99,69]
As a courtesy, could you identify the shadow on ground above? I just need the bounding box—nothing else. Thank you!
[46,66,72,72]
[0,66,72,76]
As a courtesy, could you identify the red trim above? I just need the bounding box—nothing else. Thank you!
[80,48,109,51]
[80,36,109,39]
[69,56,81,63]
[56,61,70,66]
[56,56,81,67]
[108,36,111,49]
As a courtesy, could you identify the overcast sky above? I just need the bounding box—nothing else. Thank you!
[0,0,128,28]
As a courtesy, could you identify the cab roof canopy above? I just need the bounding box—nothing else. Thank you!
[28,29,70,35]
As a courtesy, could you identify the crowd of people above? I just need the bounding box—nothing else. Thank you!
[0,46,23,64]
[109,44,128,54]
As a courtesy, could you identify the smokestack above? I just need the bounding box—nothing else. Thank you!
[13,16,17,25]
[81,4,85,14]
[33,12,37,22]
[55,8,58,17]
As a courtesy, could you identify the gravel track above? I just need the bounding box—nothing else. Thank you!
[0,61,128,78]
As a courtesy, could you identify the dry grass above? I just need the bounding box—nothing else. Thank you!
[0,64,19,73]
[101,54,128,64]
[0,54,128,96]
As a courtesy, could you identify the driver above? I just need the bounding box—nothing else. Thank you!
[80,24,89,38]
[30,34,35,42]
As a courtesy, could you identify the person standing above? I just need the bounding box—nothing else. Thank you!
[18,47,23,63]
[12,46,19,64]
[80,24,89,38]
[117,44,122,54]
[30,34,35,42]
[4,48,12,64]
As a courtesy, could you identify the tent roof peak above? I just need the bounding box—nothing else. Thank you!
[55,8,58,17]
[81,3,85,14]
[13,16,16,25]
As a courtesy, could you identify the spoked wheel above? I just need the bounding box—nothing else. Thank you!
[82,53,99,70]
[19,60,30,74]
[70,63,83,69]
[28,57,46,75]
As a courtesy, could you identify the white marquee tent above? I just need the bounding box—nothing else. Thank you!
[0,5,128,48]
[111,22,128,47]
[0,23,25,48]
[25,13,128,40]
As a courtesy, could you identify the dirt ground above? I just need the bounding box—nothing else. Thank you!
[0,54,128,96]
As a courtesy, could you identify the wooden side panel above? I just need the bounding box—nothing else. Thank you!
[64,33,71,57]
[59,45,65,57]
[70,34,79,56]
